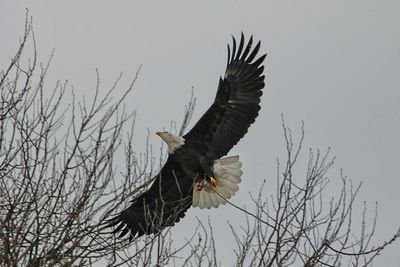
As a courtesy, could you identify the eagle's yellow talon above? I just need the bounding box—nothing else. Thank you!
[210,177,217,187]
[196,181,203,191]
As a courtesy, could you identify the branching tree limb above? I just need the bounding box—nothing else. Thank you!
[208,118,400,267]
[1,14,398,267]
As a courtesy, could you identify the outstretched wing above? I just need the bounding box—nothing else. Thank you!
[184,33,266,161]
[108,156,193,239]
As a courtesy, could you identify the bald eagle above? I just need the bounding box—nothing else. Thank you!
[108,34,266,239]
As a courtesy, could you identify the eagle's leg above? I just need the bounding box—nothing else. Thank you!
[195,175,205,191]
[199,157,217,188]
[209,176,218,187]
[195,181,203,191]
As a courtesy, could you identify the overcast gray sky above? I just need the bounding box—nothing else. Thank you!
[1,1,400,266]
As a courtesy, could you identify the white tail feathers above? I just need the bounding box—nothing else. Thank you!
[192,155,242,209]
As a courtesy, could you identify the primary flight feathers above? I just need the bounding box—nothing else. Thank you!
[108,33,266,240]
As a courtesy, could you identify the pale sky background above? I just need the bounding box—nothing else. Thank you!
[1,1,399,266]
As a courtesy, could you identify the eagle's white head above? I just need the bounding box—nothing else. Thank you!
[156,131,185,154]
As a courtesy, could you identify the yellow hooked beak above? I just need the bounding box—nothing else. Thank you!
[155,131,165,137]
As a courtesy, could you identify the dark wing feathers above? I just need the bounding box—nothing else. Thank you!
[184,33,266,160]
[108,157,193,239]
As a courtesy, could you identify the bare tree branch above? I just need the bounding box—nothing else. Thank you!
[1,14,398,267]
